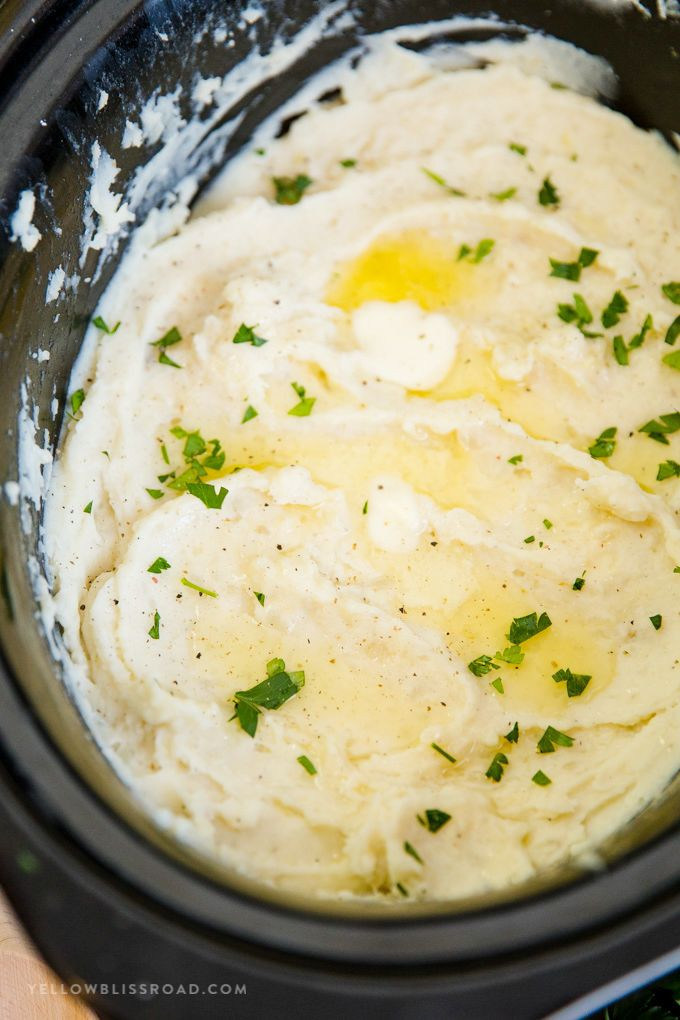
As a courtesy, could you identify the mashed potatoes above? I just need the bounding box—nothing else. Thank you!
[44,38,680,901]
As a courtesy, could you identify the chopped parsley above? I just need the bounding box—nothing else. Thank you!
[148,611,160,640]
[490,187,517,202]
[273,174,312,205]
[537,725,574,753]
[557,293,601,337]
[68,388,85,420]
[588,426,617,460]
[146,488,164,500]
[491,677,505,694]
[524,535,535,544]
[572,575,586,591]
[186,481,228,509]
[549,248,598,281]
[396,882,409,898]
[507,611,552,644]
[160,442,170,465]
[665,316,680,346]
[662,350,680,371]
[543,518,553,530]
[656,460,680,481]
[505,721,519,743]
[417,809,451,833]
[661,282,680,305]
[650,614,663,630]
[404,841,423,864]
[288,381,316,417]
[628,313,653,350]
[485,752,509,782]
[494,645,524,665]
[148,557,171,573]
[613,335,629,366]
[538,176,560,207]
[532,770,552,786]
[431,742,456,763]
[552,667,591,697]
[231,657,305,737]
[509,142,527,156]
[468,654,500,677]
[242,404,258,424]
[339,158,357,168]
[181,577,217,598]
[297,754,317,775]
[601,290,628,328]
[254,591,265,606]
[421,167,466,196]
[150,326,183,368]
[83,501,93,514]
[232,323,268,347]
[362,500,368,514]
[165,427,226,492]
[639,412,680,445]
[93,315,120,334]
[458,239,495,264]
[508,454,523,465]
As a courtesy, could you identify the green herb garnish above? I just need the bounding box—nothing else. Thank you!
[505,721,519,743]
[148,611,160,640]
[656,460,680,481]
[186,482,228,509]
[537,725,574,753]
[494,645,524,666]
[404,841,423,864]
[628,313,653,350]
[665,316,680,346]
[552,667,591,697]
[297,754,317,774]
[661,282,680,305]
[241,404,258,424]
[588,426,617,459]
[339,158,357,168]
[572,575,586,591]
[509,142,527,156]
[524,535,535,544]
[150,326,183,368]
[468,654,500,677]
[490,187,517,202]
[431,742,456,763]
[181,577,218,598]
[396,882,409,897]
[68,388,85,419]
[254,591,265,606]
[549,247,598,281]
[417,809,451,833]
[662,350,680,371]
[421,167,466,196]
[93,315,120,334]
[508,454,523,465]
[485,752,509,782]
[507,611,552,644]
[639,412,680,445]
[532,770,551,786]
[232,657,305,737]
[491,677,505,694]
[273,174,312,205]
[650,614,662,630]
[288,381,316,417]
[601,291,628,328]
[557,293,601,337]
[538,176,560,207]
[148,557,171,573]
[362,500,368,514]
[232,323,268,347]
[83,501,93,514]
[613,335,629,366]
[146,488,164,500]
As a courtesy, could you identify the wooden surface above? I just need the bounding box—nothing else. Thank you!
[0,889,95,1020]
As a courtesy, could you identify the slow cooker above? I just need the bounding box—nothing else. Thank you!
[1,1,680,1017]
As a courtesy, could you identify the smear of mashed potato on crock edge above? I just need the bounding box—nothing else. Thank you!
[43,36,680,902]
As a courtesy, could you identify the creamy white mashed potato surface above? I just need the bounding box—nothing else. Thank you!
[45,38,680,902]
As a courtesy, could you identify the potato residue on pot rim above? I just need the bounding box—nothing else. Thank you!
[43,34,680,901]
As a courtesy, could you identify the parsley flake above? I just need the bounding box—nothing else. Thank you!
[558,293,601,337]
[232,323,268,347]
[83,501,93,514]
[339,158,357,168]
[505,721,519,743]
[639,412,680,445]
[254,591,265,606]
[494,645,524,666]
[491,677,505,694]
[588,426,617,459]
[93,315,120,334]
[242,404,258,424]
[537,725,574,753]
[186,482,228,509]
[509,142,527,156]
[549,248,598,281]
[431,742,456,763]
[665,316,680,346]
[601,290,628,328]
[148,557,171,573]
[662,350,680,372]
[150,326,183,368]
[572,575,586,591]
[613,335,629,366]
[490,187,517,202]
[417,809,451,833]
[421,167,466,196]
[485,752,509,782]
[524,535,535,544]
[404,841,424,864]
[508,454,523,465]
[396,882,409,897]
[657,460,680,481]
[362,500,368,514]
[232,657,305,737]
[538,176,560,207]
[507,611,552,644]
[468,654,500,677]
[148,611,160,640]
[532,770,551,786]
[288,381,316,417]
[650,614,662,630]
[273,174,312,205]
[552,667,591,697]
[68,388,85,420]
[661,282,680,305]
[297,754,317,775]
[146,488,164,500]
[181,577,217,598]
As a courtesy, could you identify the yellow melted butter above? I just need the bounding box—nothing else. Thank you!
[446,579,616,715]
[326,230,481,312]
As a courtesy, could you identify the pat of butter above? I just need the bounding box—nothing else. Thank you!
[366,476,427,552]
[352,300,458,390]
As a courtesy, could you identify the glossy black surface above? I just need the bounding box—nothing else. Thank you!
[0,1,679,1016]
